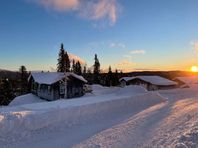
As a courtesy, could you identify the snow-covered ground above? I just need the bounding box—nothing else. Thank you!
[76,88,198,148]
[9,93,46,106]
[0,85,197,148]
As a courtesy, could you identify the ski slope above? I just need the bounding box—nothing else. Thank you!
[0,85,197,148]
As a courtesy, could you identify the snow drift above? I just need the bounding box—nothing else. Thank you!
[9,94,45,107]
[0,88,165,142]
[91,85,147,96]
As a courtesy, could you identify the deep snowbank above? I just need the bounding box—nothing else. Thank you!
[0,90,165,142]
[91,85,147,96]
[9,94,45,106]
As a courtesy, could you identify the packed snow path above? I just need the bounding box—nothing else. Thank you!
[76,89,198,148]
[0,85,198,148]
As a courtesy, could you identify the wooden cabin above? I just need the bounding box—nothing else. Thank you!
[120,76,178,91]
[28,72,87,101]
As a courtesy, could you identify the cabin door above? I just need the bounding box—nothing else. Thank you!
[60,80,68,99]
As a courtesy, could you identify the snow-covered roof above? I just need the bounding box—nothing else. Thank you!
[28,72,87,85]
[119,77,134,82]
[120,76,177,86]
[175,76,198,84]
[68,73,87,83]
[135,76,177,86]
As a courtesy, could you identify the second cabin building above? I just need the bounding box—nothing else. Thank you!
[119,75,178,91]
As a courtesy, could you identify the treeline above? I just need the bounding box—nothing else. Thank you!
[57,44,122,86]
[0,66,29,105]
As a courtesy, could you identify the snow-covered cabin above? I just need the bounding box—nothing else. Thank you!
[119,76,177,91]
[28,72,87,101]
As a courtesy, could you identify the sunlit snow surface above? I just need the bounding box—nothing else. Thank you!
[0,85,197,148]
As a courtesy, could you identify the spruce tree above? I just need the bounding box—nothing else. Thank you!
[0,78,13,105]
[72,59,76,72]
[106,66,113,86]
[57,43,66,72]
[57,43,70,72]
[19,65,28,95]
[83,66,86,74]
[93,54,100,84]
[87,69,93,84]
[75,61,82,75]
[113,69,119,86]
[64,51,70,72]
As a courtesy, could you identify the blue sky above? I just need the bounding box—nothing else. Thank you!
[1,0,198,72]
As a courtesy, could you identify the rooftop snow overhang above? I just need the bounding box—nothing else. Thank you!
[29,72,87,85]
[120,76,177,86]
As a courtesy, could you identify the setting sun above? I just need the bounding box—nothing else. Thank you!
[191,66,198,72]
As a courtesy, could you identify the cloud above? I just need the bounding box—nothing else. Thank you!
[123,55,131,58]
[36,0,79,11]
[191,41,198,54]
[130,50,146,55]
[122,49,146,60]
[114,59,136,72]
[30,0,120,25]
[109,43,126,48]
[80,0,119,25]
[68,53,86,65]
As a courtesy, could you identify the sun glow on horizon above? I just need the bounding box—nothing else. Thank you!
[190,66,198,72]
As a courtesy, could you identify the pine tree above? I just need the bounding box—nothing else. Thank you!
[57,43,70,72]
[113,69,119,86]
[86,69,93,84]
[93,54,100,84]
[0,78,13,105]
[83,66,86,74]
[106,66,113,86]
[120,70,123,75]
[57,43,66,72]
[64,51,70,72]
[19,65,28,95]
[72,59,76,72]
[75,61,82,75]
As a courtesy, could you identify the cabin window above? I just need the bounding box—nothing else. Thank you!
[48,86,51,94]
[38,84,41,92]
[60,84,65,95]
[32,82,38,90]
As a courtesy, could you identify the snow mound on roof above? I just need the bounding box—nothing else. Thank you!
[9,94,46,107]
[68,73,87,83]
[29,72,87,85]
[136,76,177,85]
[29,72,65,85]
